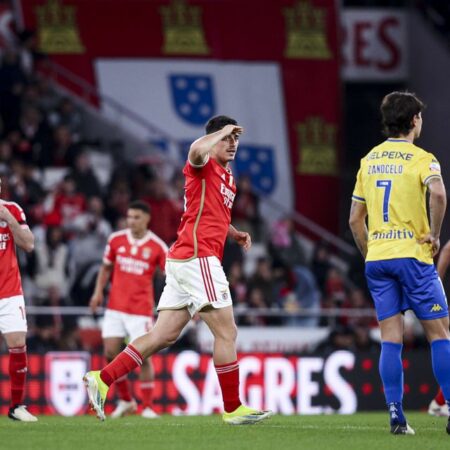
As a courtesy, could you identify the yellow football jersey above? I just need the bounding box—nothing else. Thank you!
[352,138,442,264]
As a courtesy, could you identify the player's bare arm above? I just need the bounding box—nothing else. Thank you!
[0,205,34,252]
[419,177,447,256]
[349,200,368,258]
[228,224,251,251]
[188,124,243,166]
[436,240,450,279]
[90,264,113,313]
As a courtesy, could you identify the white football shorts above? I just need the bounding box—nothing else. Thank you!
[0,295,27,334]
[157,256,232,317]
[102,309,153,341]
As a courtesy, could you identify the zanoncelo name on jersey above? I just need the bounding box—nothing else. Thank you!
[220,183,235,209]
[0,233,10,250]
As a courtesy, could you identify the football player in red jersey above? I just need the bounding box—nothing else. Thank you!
[84,116,273,424]
[89,201,167,418]
[0,178,37,421]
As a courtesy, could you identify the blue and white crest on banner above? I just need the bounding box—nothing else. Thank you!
[169,74,216,126]
[234,145,276,196]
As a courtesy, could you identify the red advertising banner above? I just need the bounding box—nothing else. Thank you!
[0,351,436,416]
[19,0,341,232]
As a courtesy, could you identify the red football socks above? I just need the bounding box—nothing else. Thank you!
[100,344,143,387]
[140,381,154,408]
[115,375,133,402]
[435,388,446,406]
[9,345,27,406]
[215,360,241,413]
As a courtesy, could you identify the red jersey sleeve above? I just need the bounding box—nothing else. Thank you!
[157,244,167,272]
[103,237,116,265]
[10,203,28,228]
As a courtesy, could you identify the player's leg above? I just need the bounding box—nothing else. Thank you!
[1,295,37,422]
[139,358,158,418]
[402,259,450,433]
[101,310,136,417]
[104,337,137,418]
[366,260,414,435]
[420,316,450,432]
[429,388,447,416]
[84,309,190,420]
[199,305,273,425]
[125,314,159,418]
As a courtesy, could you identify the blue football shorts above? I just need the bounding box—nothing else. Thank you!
[365,257,448,321]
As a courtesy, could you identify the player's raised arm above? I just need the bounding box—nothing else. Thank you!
[188,124,243,167]
[349,200,368,259]
[0,205,34,252]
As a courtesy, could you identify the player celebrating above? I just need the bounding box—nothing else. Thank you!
[89,201,167,418]
[349,91,450,435]
[0,179,37,422]
[84,115,273,424]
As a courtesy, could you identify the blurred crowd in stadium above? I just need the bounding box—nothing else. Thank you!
[0,24,428,356]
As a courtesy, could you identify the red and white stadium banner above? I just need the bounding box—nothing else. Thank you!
[0,351,436,416]
[341,9,408,81]
[19,0,341,233]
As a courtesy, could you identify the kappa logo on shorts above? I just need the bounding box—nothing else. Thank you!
[430,304,443,312]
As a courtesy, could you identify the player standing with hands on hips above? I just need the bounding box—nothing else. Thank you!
[349,91,450,435]
[0,178,37,422]
[84,115,273,424]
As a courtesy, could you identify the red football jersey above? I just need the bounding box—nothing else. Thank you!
[0,200,28,299]
[168,157,236,261]
[103,229,168,316]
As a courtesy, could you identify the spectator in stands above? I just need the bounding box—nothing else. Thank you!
[69,150,102,198]
[341,287,376,329]
[48,97,82,141]
[44,173,86,229]
[33,225,69,302]
[17,105,51,163]
[232,175,262,241]
[41,124,80,167]
[104,176,132,227]
[311,240,332,294]
[141,176,180,245]
[269,216,307,268]
[323,267,347,309]
[248,257,277,308]
[280,265,321,327]
[0,48,27,132]
[72,196,111,240]
[0,139,12,172]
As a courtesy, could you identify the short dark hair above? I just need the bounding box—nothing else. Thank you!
[128,200,150,214]
[205,115,238,134]
[380,91,425,137]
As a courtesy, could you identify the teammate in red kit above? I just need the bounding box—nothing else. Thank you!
[0,178,37,422]
[84,115,273,424]
[90,201,167,418]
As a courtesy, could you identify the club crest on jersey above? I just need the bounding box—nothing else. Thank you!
[143,247,152,259]
[0,221,7,228]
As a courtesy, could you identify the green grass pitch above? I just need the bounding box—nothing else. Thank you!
[0,412,448,450]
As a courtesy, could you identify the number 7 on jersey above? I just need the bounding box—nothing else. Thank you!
[376,180,392,222]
